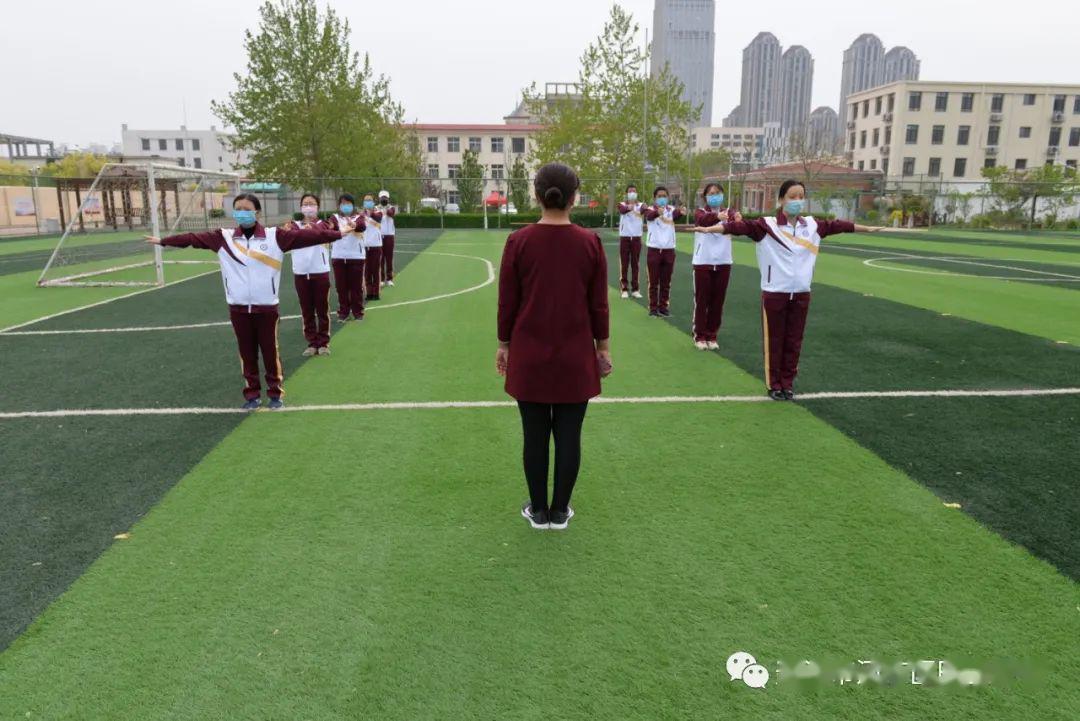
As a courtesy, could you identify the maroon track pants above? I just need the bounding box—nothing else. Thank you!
[761,291,811,391]
[382,235,395,280]
[646,247,675,311]
[365,247,383,298]
[229,307,283,400]
[332,258,365,319]
[293,272,331,348]
[692,264,732,342]
[619,236,642,292]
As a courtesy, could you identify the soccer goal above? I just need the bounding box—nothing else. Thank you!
[37,162,241,288]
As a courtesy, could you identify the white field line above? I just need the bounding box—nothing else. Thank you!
[829,244,1080,281]
[0,269,220,334]
[0,252,494,337]
[1,387,1078,420]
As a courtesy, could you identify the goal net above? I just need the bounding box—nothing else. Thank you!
[37,163,241,287]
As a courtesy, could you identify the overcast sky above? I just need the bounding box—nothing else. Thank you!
[5,0,1079,147]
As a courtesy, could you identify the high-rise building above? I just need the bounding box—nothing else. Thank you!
[883,46,921,84]
[739,32,783,127]
[779,45,814,134]
[651,0,717,125]
[806,106,841,153]
[839,33,885,120]
[722,105,744,127]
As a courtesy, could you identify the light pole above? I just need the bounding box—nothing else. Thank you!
[30,166,41,235]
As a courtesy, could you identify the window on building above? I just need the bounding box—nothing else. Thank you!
[874,96,882,114]
[1023,93,1036,106]
[175,138,184,151]
[849,132,856,150]
[193,158,202,169]
[902,157,916,176]
[511,137,525,154]
[991,94,1004,112]
[158,139,167,151]
[469,137,481,153]
[1015,158,1027,169]
[928,157,941,176]
[177,158,185,167]
[870,159,877,170]
[427,164,439,178]
[908,92,922,111]
[931,125,944,144]
[1074,96,1080,114]
[491,137,504,153]
[987,125,1001,145]
[935,92,948,111]
[859,130,867,148]
[447,164,461,179]
[884,126,892,144]
[1053,94,1066,112]
[447,136,460,152]
[490,164,505,180]
[141,138,150,151]
[961,93,974,112]
[887,93,895,112]
[957,125,970,145]
[1019,126,1031,138]
[872,128,880,146]
[1067,159,1077,172]
[1049,127,1062,146]
[863,100,870,117]
[448,191,461,205]
[192,139,200,151]
[883,158,890,175]
[905,124,919,144]
[858,160,865,170]
[984,158,996,169]
[953,158,967,177]
[427,137,439,152]
[1069,127,1080,146]
[850,103,858,121]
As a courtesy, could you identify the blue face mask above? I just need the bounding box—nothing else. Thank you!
[339,203,354,215]
[363,200,376,210]
[706,193,724,208]
[783,199,806,217]
[233,209,257,228]
[656,197,669,207]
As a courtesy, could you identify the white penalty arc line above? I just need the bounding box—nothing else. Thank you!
[2,387,1078,420]
[829,244,1080,281]
[0,252,494,337]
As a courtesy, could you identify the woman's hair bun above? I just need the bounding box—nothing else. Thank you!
[544,186,564,205]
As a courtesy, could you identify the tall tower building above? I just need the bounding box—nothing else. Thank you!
[806,106,841,152]
[651,0,717,125]
[739,31,783,127]
[883,46,921,83]
[839,33,885,120]
[779,45,814,133]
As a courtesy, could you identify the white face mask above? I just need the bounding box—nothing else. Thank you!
[627,192,638,201]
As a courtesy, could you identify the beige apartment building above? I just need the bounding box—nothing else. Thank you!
[408,123,542,207]
[845,81,1080,188]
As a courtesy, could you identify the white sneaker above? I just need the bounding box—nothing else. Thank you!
[694,340,709,350]
[317,346,331,356]
[387,280,395,287]
[620,290,629,299]
[302,346,317,357]
[380,281,387,287]
[706,341,719,350]
[631,291,643,299]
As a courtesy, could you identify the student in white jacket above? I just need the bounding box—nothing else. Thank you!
[691,182,740,350]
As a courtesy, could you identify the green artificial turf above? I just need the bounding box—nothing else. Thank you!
[0,229,1077,720]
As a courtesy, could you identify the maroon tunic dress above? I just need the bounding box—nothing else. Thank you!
[497,223,610,403]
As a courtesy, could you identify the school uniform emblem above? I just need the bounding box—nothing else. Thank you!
[260,243,268,250]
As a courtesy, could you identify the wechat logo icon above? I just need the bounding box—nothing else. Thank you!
[727,651,770,689]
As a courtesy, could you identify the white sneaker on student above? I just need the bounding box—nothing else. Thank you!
[631,291,643,299]
[387,280,395,287]
[694,340,709,350]
[302,346,317,357]
[620,290,629,299]
[706,341,719,351]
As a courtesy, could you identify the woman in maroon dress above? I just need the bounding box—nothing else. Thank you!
[496,163,613,530]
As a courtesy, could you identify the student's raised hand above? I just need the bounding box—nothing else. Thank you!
[733,212,743,222]
[282,220,296,231]
[341,219,357,234]
[495,345,509,376]
[143,235,162,245]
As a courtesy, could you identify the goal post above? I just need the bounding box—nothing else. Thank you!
[37,162,241,288]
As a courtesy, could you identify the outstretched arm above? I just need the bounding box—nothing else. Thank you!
[144,229,225,250]
[277,224,348,252]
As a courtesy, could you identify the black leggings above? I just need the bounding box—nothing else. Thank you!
[517,401,589,514]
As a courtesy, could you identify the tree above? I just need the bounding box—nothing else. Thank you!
[212,0,419,195]
[456,148,484,210]
[508,155,530,211]
[41,152,108,179]
[981,164,1080,227]
[785,128,846,214]
[522,4,699,207]
[0,161,30,185]
[670,148,731,201]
